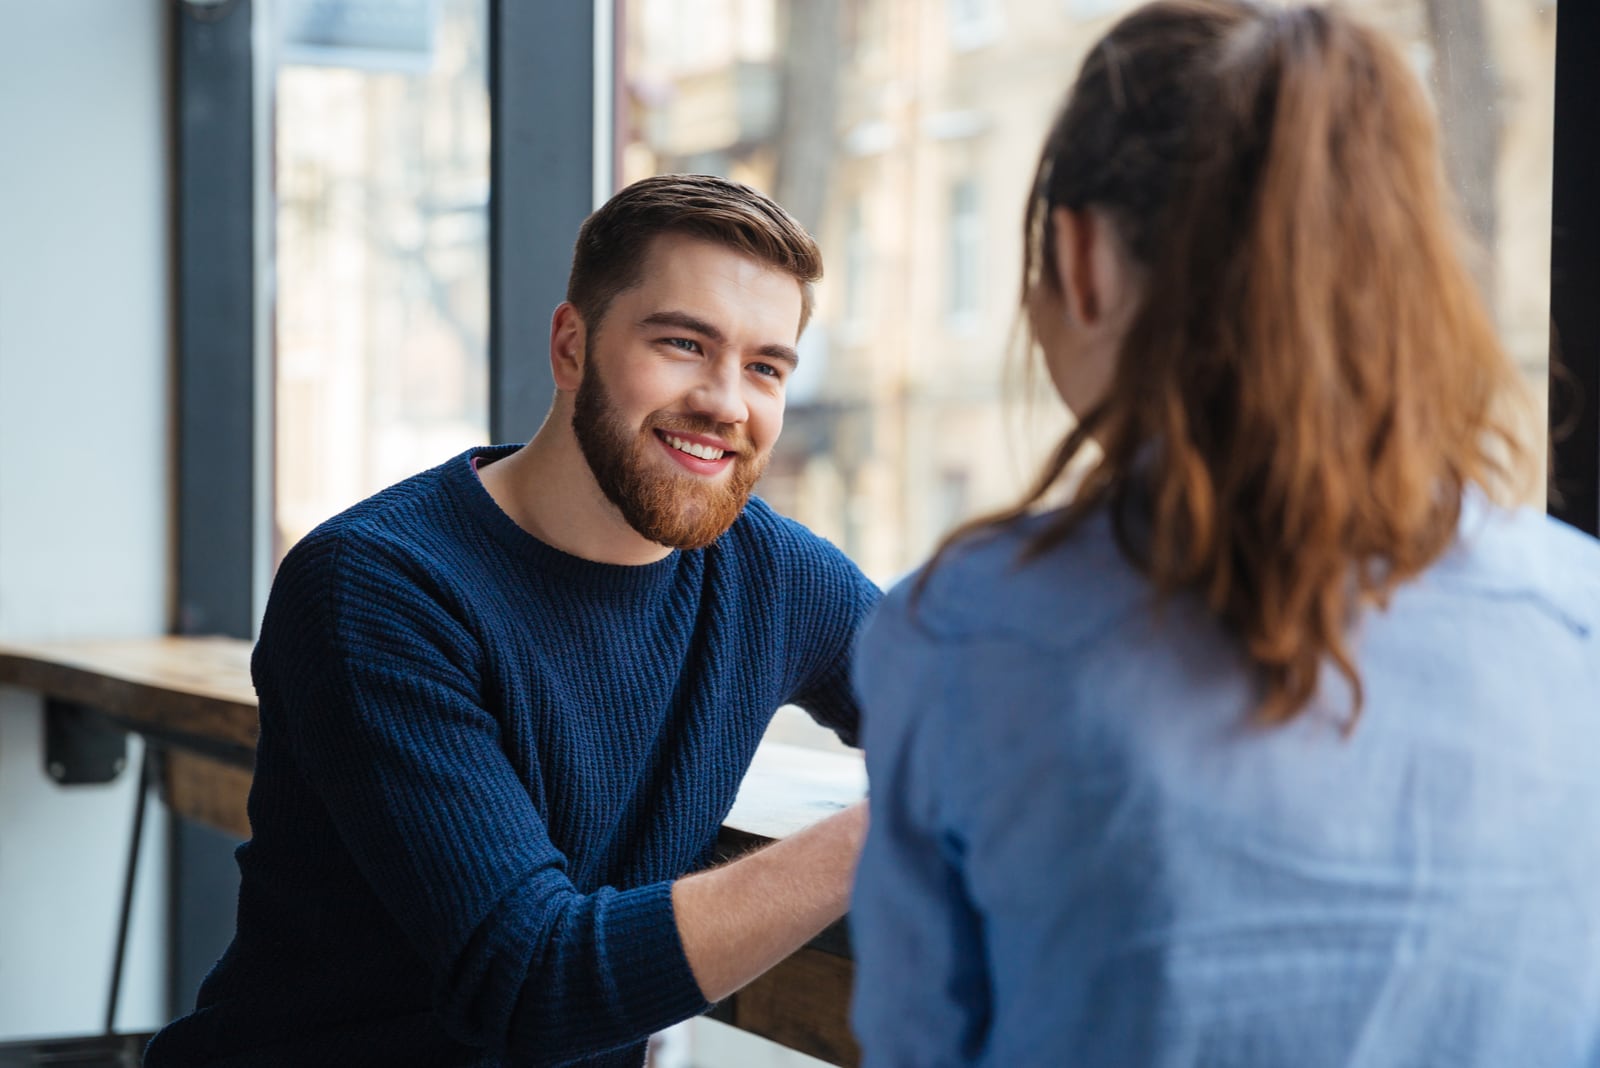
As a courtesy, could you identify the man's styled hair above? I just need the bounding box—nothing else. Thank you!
[566,173,823,335]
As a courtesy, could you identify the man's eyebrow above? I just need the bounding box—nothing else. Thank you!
[639,310,799,369]
[638,310,726,343]
[756,343,799,369]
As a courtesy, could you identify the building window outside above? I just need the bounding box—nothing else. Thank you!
[273,0,491,561]
[947,0,1002,50]
[843,198,870,334]
[947,177,981,331]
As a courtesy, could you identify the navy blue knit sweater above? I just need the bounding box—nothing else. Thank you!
[145,445,880,1068]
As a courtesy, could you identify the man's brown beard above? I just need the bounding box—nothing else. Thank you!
[572,360,768,550]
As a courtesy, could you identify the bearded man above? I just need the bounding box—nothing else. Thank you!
[146,175,880,1068]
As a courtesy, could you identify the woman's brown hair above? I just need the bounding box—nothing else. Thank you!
[940,0,1532,724]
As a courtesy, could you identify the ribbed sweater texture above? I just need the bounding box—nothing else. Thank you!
[144,445,879,1067]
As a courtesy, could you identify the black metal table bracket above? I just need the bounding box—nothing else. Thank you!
[43,700,128,786]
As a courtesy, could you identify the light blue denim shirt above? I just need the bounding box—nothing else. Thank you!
[851,494,1600,1067]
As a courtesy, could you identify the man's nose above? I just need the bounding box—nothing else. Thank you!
[687,360,748,426]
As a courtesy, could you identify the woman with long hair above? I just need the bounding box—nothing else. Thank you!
[849,2,1600,1064]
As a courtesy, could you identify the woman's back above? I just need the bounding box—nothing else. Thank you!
[852,500,1600,1066]
[849,1,1600,1063]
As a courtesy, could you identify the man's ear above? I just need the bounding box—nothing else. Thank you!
[1050,206,1101,327]
[550,302,587,391]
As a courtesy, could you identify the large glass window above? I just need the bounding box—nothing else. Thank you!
[624,0,1557,589]
[274,0,491,559]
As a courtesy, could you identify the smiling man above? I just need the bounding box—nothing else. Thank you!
[145,175,880,1068]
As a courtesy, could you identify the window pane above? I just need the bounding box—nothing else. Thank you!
[1418,0,1557,504]
[947,177,981,328]
[623,0,1556,588]
[274,0,490,560]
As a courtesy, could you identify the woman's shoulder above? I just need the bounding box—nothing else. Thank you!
[872,505,1148,656]
[1430,494,1600,635]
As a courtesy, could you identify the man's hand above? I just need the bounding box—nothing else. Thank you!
[671,800,869,1003]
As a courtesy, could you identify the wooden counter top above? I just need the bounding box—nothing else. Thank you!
[0,637,257,757]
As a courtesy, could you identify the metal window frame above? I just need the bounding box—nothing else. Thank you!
[1549,2,1599,537]
[170,0,259,1021]
[488,0,611,442]
[174,0,257,644]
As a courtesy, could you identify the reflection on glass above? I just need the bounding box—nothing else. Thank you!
[274,0,490,561]
[623,0,1556,584]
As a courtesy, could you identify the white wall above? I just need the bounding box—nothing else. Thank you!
[0,0,172,1039]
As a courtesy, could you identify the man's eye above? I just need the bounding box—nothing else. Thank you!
[663,337,701,353]
[750,362,783,380]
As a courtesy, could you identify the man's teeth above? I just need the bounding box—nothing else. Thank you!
[666,435,726,461]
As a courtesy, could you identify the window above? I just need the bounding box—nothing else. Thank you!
[1419,1,1557,505]
[843,198,870,333]
[947,0,1002,50]
[623,0,1558,582]
[947,178,981,330]
[273,0,491,559]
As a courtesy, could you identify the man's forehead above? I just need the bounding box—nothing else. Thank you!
[626,233,804,334]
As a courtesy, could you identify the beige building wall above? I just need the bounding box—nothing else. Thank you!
[628,0,1556,582]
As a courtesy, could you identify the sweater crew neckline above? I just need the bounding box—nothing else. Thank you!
[449,444,688,597]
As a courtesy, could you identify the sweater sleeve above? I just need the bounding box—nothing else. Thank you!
[259,529,709,1064]
[782,530,883,748]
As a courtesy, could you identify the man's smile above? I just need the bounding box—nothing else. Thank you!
[653,428,737,475]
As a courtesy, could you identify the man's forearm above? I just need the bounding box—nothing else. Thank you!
[671,800,868,1003]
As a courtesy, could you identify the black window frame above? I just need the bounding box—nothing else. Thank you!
[1549,1,1599,537]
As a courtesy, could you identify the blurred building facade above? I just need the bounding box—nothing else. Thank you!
[623,0,1557,583]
